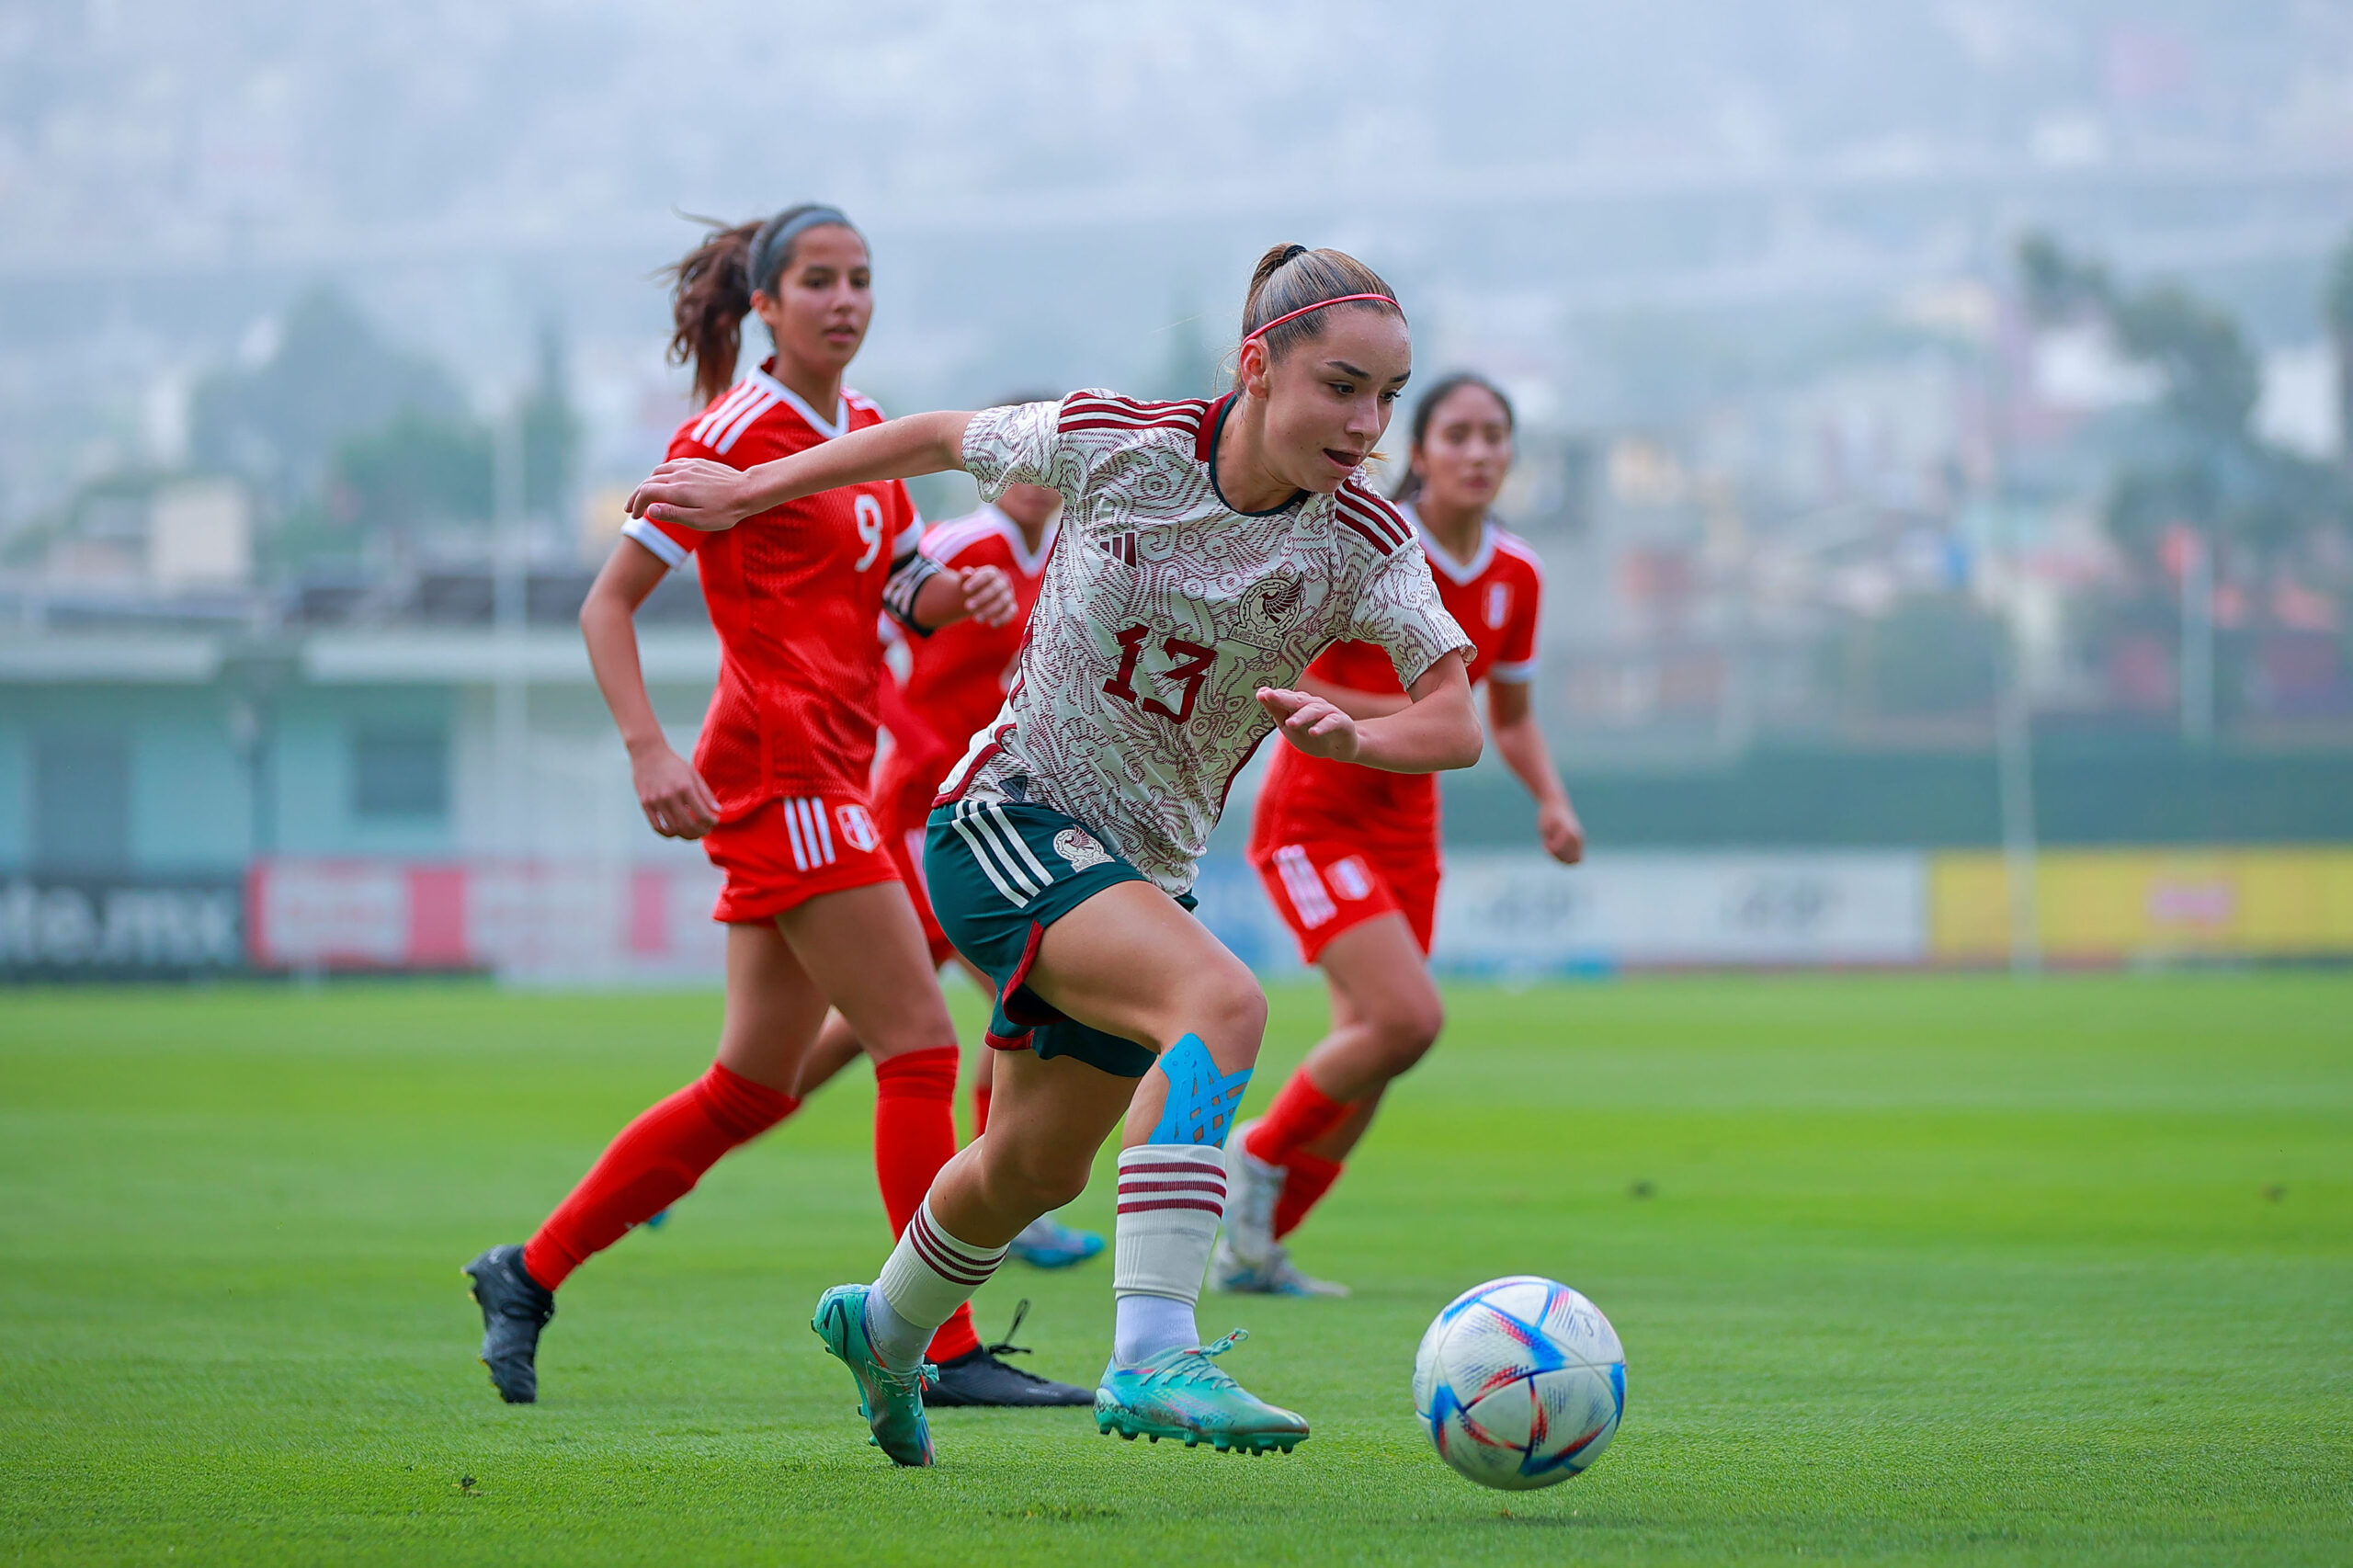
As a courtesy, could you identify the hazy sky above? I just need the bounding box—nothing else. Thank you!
[11,0,2349,267]
[4,1,2349,513]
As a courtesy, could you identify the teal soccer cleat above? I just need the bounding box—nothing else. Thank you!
[812,1284,936,1467]
[1094,1329,1310,1455]
[1008,1213,1106,1269]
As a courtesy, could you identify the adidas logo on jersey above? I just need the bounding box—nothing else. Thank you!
[1099,532,1139,566]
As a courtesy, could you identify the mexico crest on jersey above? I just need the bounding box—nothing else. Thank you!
[1053,826,1113,872]
[1244,572,1307,632]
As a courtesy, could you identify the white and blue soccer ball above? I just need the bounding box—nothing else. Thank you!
[1413,1276,1625,1491]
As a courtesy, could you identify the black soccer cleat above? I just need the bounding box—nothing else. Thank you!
[923,1299,1093,1408]
[463,1244,554,1404]
[926,1347,1094,1407]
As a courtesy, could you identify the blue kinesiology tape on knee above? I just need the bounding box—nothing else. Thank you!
[1145,1033,1253,1147]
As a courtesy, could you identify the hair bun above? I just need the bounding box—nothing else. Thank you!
[1279,244,1309,264]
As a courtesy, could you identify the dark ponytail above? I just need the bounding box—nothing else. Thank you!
[1238,242,1401,365]
[1391,372,1516,503]
[665,218,762,409]
[663,203,862,408]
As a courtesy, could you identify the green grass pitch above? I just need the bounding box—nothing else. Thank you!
[2,972,2347,1565]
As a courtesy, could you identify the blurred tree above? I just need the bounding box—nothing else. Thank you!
[2108,284,2261,437]
[2017,232,2111,324]
[2015,232,2349,576]
[324,412,493,537]
[189,287,465,511]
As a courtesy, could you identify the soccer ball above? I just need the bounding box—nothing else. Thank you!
[1413,1276,1625,1490]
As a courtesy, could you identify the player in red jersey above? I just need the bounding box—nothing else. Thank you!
[1222,372,1586,1296]
[461,205,1090,1410]
[793,438,1108,1269]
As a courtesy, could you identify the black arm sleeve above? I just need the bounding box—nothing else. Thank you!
[881,548,947,635]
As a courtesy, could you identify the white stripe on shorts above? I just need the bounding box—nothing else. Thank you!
[986,802,1056,888]
[1274,844,1336,928]
[951,802,1032,907]
[784,800,812,871]
[962,801,1044,902]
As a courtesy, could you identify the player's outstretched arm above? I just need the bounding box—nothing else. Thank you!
[1257,651,1480,774]
[628,410,977,533]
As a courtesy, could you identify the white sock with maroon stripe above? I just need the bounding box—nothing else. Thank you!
[870,1198,1008,1370]
[1112,1145,1227,1365]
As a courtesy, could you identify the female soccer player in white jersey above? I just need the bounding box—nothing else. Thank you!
[1222,372,1585,1297]
[630,244,1482,1466]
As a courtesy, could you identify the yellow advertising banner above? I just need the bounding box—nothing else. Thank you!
[1930,847,2353,960]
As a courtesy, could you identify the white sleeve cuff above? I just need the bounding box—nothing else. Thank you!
[620,517,688,570]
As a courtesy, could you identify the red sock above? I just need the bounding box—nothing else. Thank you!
[524,1063,797,1290]
[971,1081,992,1139]
[1272,1149,1343,1239]
[873,1047,981,1363]
[1244,1069,1352,1166]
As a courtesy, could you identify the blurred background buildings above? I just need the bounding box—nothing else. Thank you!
[5,0,2352,977]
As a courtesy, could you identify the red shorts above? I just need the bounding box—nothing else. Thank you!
[881,818,957,969]
[1251,838,1439,964]
[703,793,902,925]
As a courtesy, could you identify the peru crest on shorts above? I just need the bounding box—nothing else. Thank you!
[835,803,880,853]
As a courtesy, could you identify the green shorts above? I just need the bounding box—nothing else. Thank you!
[924,798,1195,1079]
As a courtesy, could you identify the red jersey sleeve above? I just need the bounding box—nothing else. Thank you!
[617,426,727,569]
[1488,540,1544,685]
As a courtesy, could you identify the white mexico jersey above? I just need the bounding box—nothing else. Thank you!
[939,390,1472,895]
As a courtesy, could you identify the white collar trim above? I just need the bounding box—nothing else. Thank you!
[749,366,847,440]
[1404,502,1497,585]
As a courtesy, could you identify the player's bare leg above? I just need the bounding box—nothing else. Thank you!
[792,1010,866,1099]
[808,961,1104,1268]
[1043,884,1305,1451]
[793,939,993,1100]
[1220,914,1439,1297]
[712,918,838,1087]
[769,882,954,1066]
[779,882,1089,1405]
[986,1046,1108,1273]
[825,881,1304,1459]
[814,1045,1132,1462]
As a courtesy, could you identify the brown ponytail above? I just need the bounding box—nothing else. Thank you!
[663,203,863,408]
[665,217,761,408]
[1238,243,1401,364]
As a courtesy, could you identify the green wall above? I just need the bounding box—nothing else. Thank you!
[1446,741,2353,849]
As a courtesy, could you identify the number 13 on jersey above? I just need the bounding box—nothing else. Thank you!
[1103,624,1217,725]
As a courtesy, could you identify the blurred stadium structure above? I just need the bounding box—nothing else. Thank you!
[6,1,2353,980]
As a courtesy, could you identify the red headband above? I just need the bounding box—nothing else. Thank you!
[1241,292,1404,346]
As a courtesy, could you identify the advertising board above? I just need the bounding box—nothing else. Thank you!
[0,875,244,979]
